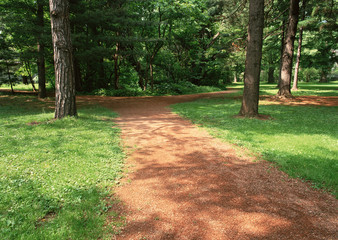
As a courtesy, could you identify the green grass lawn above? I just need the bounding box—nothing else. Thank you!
[0,95,125,239]
[172,88,338,197]
[0,83,54,92]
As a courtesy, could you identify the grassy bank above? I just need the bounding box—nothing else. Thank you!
[0,95,125,239]
[172,89,338,197]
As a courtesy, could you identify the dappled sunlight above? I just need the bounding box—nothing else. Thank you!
[97,92,338,239]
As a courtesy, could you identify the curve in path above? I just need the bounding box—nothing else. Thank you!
[79,91,337,240]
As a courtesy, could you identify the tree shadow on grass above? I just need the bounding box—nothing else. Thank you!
[0,173,117,239]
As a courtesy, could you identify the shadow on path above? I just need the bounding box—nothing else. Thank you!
[78,91,337,240]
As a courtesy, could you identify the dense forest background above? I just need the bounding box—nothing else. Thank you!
[0,0,337,97]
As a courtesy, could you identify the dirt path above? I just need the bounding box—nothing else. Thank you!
[78,91,338,240]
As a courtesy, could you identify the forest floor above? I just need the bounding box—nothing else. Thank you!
[76,91,337,240]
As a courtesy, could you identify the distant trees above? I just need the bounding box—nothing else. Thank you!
[0,0,336,101]
[37,0,47,98]
[0,0,49,97]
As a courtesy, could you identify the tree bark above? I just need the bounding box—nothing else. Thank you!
[24,61,37,92]
[22,76,28,85]
[292,0,306,91]
[234,72,238,83]
[268,66,275,83]
[6,61,14,94]
[320,70,328,83]
[291,28,303,90]
[278,19,286,88]
[37,0,47,98]
[49,0,77,118]
[277,0,300,98]
[239,0,264,117]
[113,39,120,90]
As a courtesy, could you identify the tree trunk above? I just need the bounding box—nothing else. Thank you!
[149,60,154,91]
[238,0,264,117]
[292,0,305,91]
[22,76,28,85]
[6,61,14,94]
[320,70,328,82]
[37,0,47,98]
[277,0,300,98]
[268,66,275,83]
[49,0,77,119]
[278,19,286,88]
[291,28,303,91]
[234,72,238,83]
[113,41,120,90]
[24,61,37,92]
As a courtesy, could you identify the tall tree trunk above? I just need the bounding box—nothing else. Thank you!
[37,0,47,98]
[238,0,264,117]
[113,40,120,90]
[49,0,77,119]
[292,0,306,91]
[149,60,154,91]
[6,61,14,94]
[291,28,303,90]
[268,66,275,83]
[24,61,37,92]
[320,70,328,83]
[234,72,238,83]
[22,76,28,85]
[278,19,286,88]
[277,0,300,98]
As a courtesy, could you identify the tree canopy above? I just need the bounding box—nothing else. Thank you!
[0,0,336,97]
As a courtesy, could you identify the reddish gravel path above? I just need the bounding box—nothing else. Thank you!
[77,91,338,240]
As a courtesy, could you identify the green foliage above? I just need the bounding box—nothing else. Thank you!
[172,84,338,197]
[1,0,336,94]
[0,96,125,239]
[93,82,225,97]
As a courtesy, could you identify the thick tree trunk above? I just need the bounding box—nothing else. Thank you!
[278,19,286,88]
[292,0,305,91]
[277,0,300,98]
[239,0,264,117]
[37,0,47,98]
[22,76,28,85]
[49,0,77,118]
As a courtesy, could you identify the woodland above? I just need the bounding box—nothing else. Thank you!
[0,0,337,239]
[0,0,336,114]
